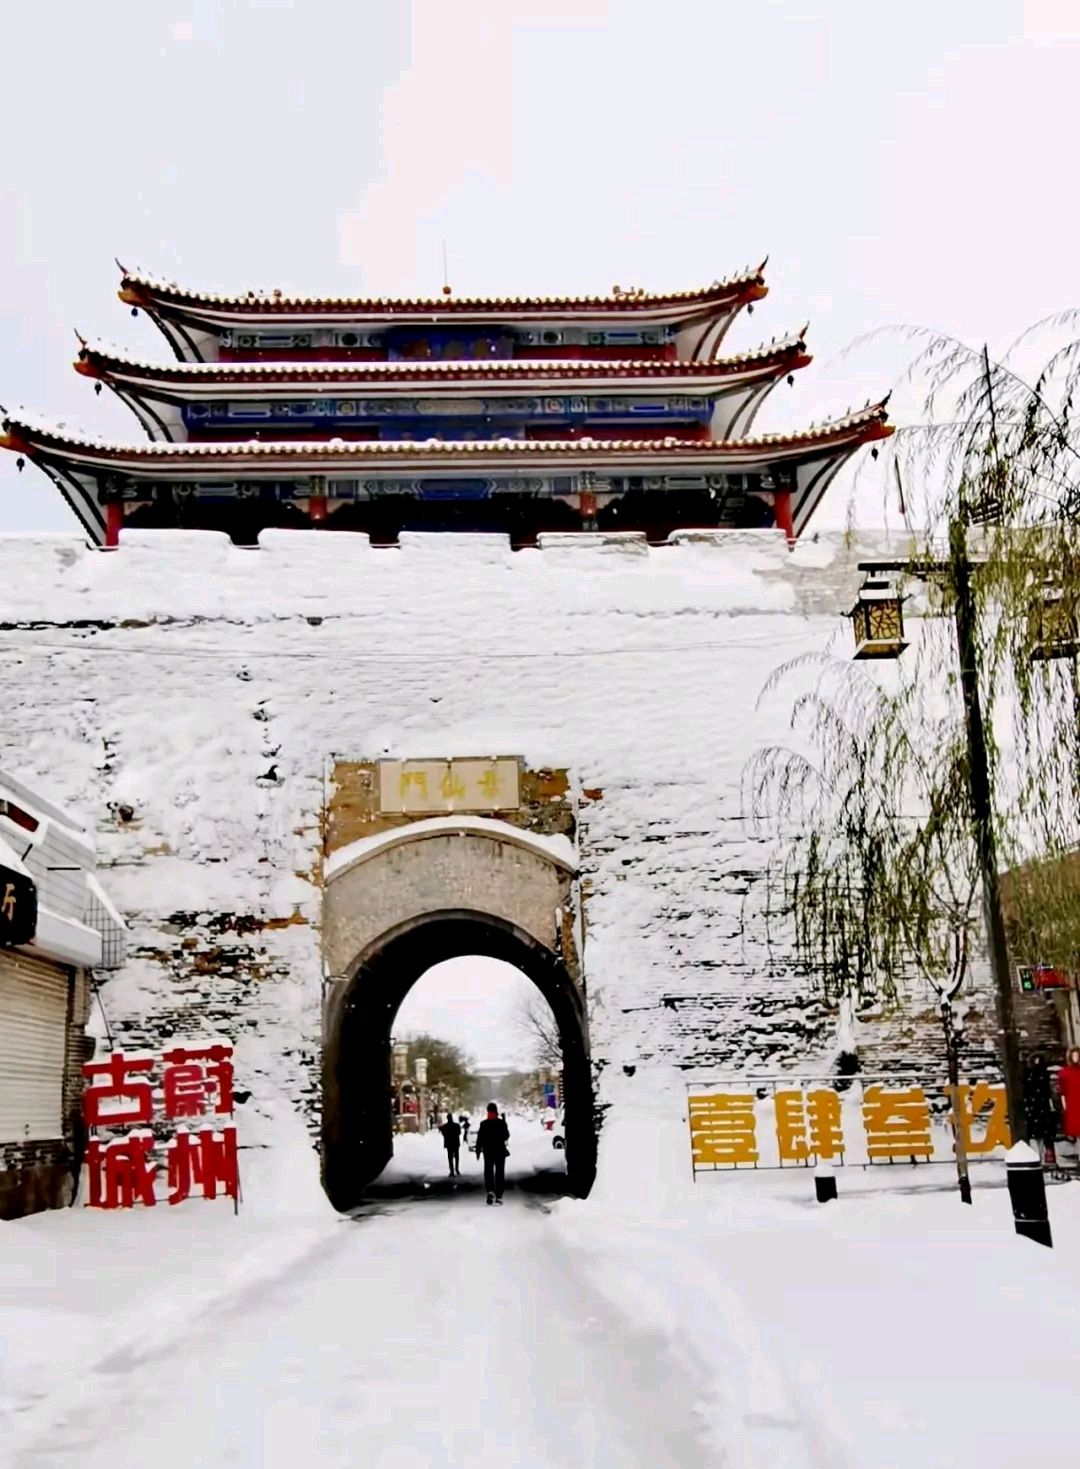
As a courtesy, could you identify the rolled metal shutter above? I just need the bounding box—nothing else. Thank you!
[0,951,70,1143]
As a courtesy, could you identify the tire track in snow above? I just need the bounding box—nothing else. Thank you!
[11,1197,724,1469]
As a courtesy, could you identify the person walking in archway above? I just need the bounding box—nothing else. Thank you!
[440,1112,461,1177]
[475,1101,510,1205]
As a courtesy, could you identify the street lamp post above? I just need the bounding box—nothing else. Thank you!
[851,532,1025,1142]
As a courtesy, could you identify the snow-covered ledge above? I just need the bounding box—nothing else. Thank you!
[25,904,103,967]
[324,814,577,884]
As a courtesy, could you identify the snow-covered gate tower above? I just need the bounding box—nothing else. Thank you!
[0,263,894,1205]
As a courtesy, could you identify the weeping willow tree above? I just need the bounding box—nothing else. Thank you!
[747,318,1080,1192]
[747,657,982,1200]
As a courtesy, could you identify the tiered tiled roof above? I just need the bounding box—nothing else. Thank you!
[2,261,891,546]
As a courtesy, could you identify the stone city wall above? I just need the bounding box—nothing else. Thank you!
[0,527,1007,1162]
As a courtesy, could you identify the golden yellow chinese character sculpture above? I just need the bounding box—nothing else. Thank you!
[774,1088,845,1163]
[950,1081,1012,1155]
[806,1088,845,1161]
[774,1090,811,1163]
[688,1093,759,1167]
[862,1084,933,1160]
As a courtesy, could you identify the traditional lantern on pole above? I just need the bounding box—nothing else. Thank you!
[848,573,908,660]
[1028,583,1078,662]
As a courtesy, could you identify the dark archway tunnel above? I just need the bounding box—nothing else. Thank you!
[322,910,595,1212]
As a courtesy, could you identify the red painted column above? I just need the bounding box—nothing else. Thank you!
[579,489,598,531]
[309,495,328,526]
[104,500,124,548]
[773,489,795,544]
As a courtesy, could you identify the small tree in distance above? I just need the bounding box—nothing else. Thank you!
[401,1034,478,1113]
[515,989,563,1071]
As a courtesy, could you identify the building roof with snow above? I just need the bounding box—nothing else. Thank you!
[1,260,891,546]
[0,767,126,970]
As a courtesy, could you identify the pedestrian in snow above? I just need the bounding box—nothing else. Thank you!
[1023,1052,1059,1163]
[440,1112,462,1177]
[459,1114,470,1145]
[475,1101,510,1205]
[1056,1047,1080,1151]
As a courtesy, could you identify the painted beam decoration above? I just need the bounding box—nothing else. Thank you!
[182,395,713,432]
[687,1076,1012,1177]
[81,1044,239,1209]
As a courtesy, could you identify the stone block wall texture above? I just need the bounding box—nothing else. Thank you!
[0,527,1010,1158]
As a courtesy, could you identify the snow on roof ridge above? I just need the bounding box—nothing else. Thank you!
[0,765,88,833]
[2,399,890,457]
[2,406,113,445]
[119,263,767,309]
[81,332,807,377]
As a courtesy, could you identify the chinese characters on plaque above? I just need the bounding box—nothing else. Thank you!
[378,757,521,815]
[688,1079,1012,1177]
[81,1043,239,1209]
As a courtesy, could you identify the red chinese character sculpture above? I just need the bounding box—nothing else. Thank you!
[85,1133,158,1208]
[161,1043,234,1120]
[82,1051,155,1127]
[167,1125,240,1205]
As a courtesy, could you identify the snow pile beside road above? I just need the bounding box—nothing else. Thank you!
[552,1137,1080,1469]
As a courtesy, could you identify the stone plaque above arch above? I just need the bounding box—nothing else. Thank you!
[321,758,582,986]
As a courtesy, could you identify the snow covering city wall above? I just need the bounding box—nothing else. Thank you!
[0,526,1001,1171]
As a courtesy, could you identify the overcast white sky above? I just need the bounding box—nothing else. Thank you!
[395,957,538,1074]
[4,1,1079,1061]
[2,0,1079,535]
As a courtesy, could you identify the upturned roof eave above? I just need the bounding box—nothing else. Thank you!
[0,406,893,479]
[116,264,769,331]
[74,341,813,400]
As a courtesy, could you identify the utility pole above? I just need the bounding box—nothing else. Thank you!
[949,517,1025,1141]
[857,537,1026,1140]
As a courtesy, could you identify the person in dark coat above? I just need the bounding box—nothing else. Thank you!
[459,1114,470,1145]
[440,1113,461,1177]
[1023,1052,1058,1163]
[474,1101,510,1204]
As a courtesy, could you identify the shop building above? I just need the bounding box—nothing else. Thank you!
[0,768,126,1219]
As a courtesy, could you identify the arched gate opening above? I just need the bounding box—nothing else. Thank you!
[320,818,593,1212]
[322,912,593,1210]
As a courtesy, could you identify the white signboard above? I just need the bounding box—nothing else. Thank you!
[378,758,521,815]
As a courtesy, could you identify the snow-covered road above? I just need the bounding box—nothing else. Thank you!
[7,1117,1080,1469]
[9,1135,715,1469]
